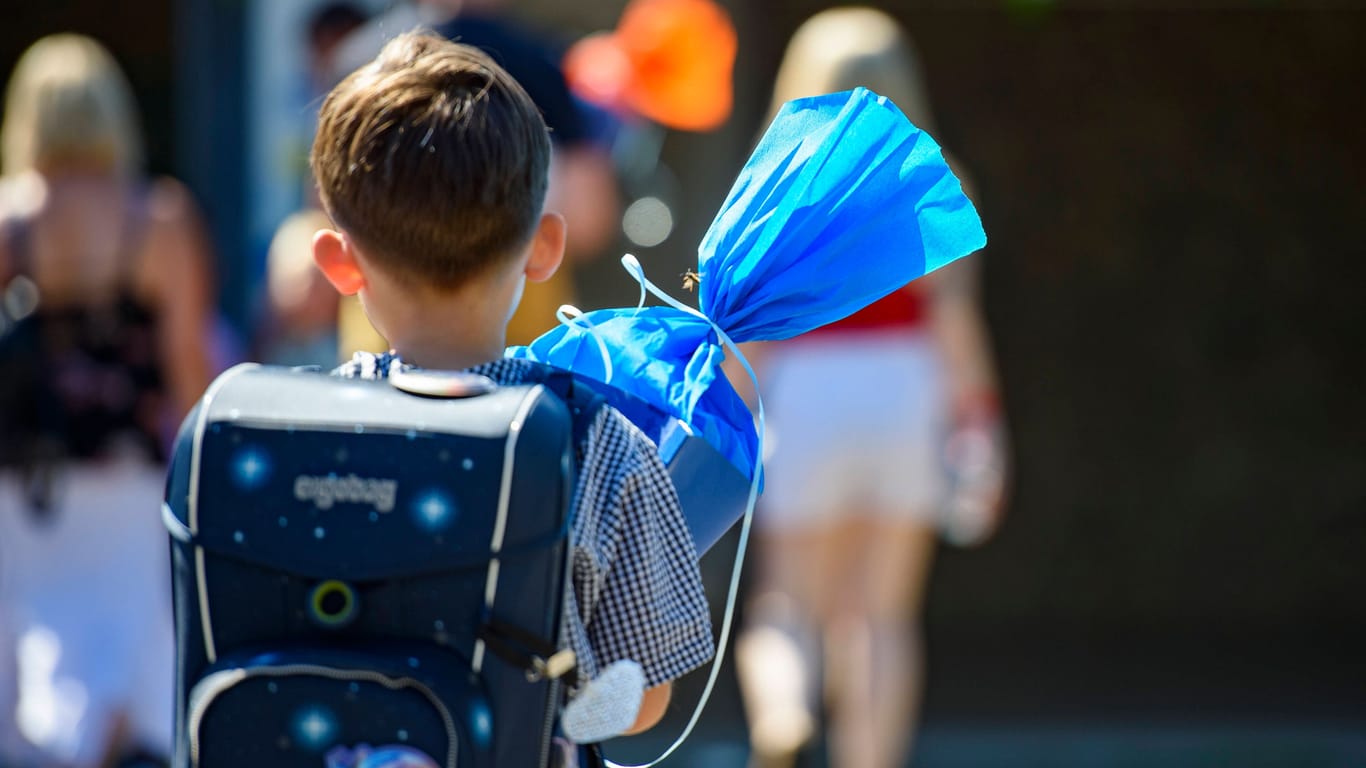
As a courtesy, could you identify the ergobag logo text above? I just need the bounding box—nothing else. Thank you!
[293,473,399,513]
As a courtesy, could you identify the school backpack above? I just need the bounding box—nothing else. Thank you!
[163,362,601,768]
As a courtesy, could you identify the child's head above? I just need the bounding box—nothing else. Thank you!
[309,31,564,360]
[311,30,554,290]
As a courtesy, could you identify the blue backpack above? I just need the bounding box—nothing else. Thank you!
[164,363,603,768]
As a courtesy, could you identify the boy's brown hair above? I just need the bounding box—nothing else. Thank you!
[311,32,551,288]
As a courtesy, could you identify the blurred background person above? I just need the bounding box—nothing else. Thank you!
[0,33,216,768]
[254,208,340,368]
[304,1,369,102]
[331,0,621,350]
[251,2,371,367]
[559,0,736,283]
[733,8,1007,768]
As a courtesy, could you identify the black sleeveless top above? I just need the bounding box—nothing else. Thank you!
[0,204,168,477]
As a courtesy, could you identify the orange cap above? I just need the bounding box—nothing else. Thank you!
[564,0,736,132]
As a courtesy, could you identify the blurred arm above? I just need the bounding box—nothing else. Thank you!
[546,144,621,264]
[141,178,216,416]
[0,175,31,279]
[924,255,1000,418]
[624,682,673,735]
[929,155,1001,418]
[0,219,10,278]
[924,252,1010,543]
[721,341,769,412]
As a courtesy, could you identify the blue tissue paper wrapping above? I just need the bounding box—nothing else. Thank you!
[510,87,986,550]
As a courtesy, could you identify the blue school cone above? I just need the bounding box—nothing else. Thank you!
[510,85,986,768]
[511,86,987,553]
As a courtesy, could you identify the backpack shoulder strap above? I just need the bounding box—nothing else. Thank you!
[472,363,604,688]
[523,363,607,453]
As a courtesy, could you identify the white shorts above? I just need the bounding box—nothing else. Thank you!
[0,457,174,766]
[758,329,947,531]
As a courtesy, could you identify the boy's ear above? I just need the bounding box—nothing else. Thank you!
[312,228,366,296]
[524,212,567,283]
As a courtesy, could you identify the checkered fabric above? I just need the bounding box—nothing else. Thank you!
[335,352,715,690]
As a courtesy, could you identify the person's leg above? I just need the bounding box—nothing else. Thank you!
[7,462,171,768]
[736,526,841,768]
[116,467,176,765]
[823,517,937,768]
[0,474,29,765]
[737,341,858,768]
[812,330,944,768]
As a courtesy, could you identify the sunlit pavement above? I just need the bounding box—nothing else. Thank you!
[604,532,1366,768]
[611,722,1366,768]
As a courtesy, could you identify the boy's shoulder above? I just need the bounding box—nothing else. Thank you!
[333,351,674,525]
[334,351,552,389]
[331,351,652,457]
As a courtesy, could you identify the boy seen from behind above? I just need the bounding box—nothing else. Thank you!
[308,31,713,739]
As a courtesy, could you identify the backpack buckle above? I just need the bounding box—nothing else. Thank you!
[527,649,577,683]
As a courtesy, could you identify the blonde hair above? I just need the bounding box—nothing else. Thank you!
[1,34,144,178]
[770,7,936,133]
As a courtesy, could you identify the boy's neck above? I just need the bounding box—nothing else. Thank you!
[388,326,505,372]
[376,277,513,372]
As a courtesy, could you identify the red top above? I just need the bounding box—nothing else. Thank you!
[806,283,927,336]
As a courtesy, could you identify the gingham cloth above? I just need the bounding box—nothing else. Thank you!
[335,352,714,690]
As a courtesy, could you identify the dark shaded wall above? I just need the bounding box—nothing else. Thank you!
[0,0,247,321]
[910,6,1364,627]
[0,1,177,174]
[514,1,1366,714]
[743,4,1366,716]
